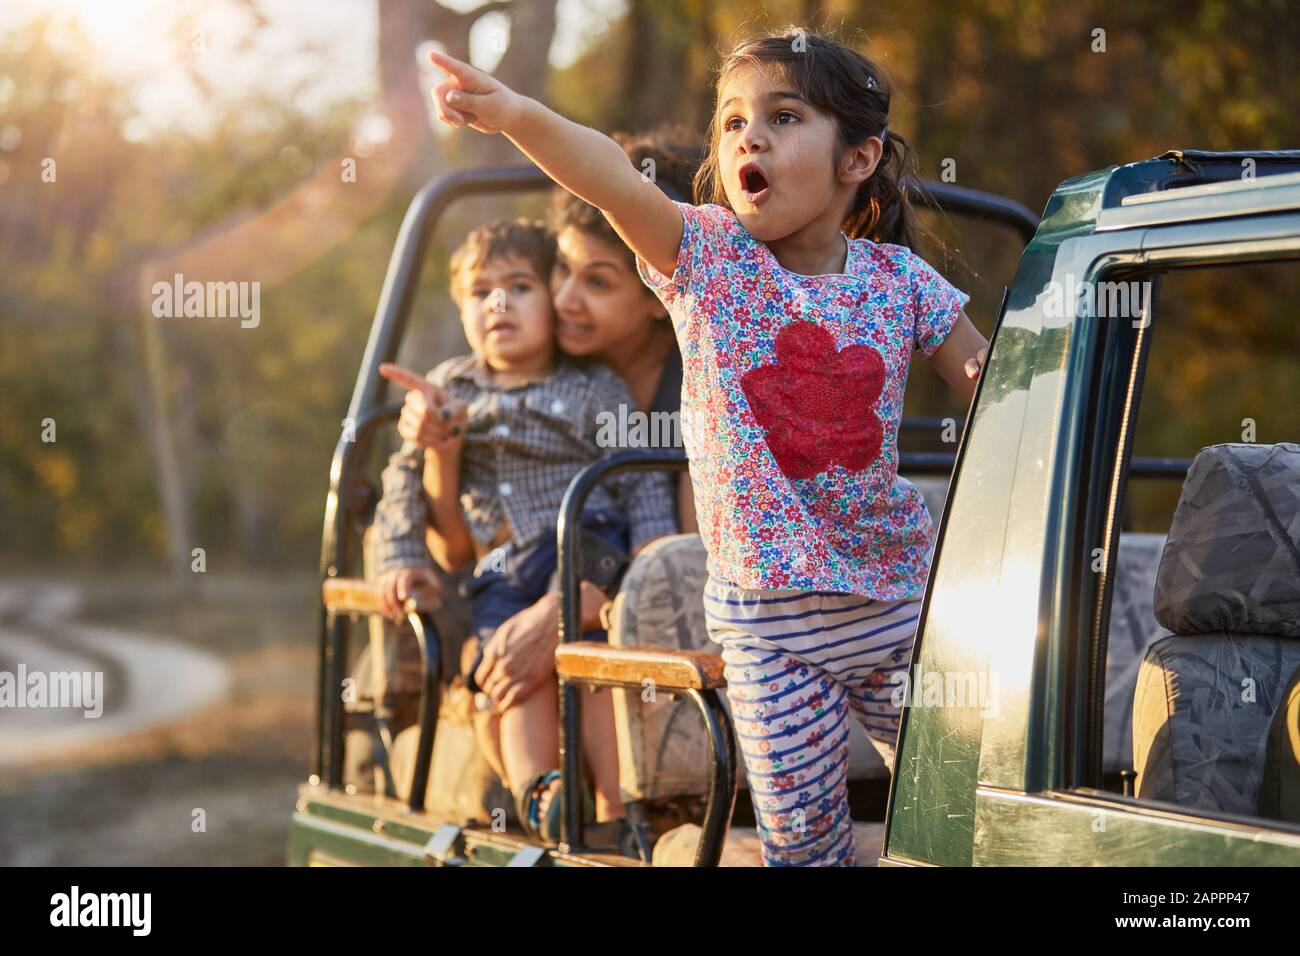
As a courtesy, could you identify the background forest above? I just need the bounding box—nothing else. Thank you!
[4,0,1299,576]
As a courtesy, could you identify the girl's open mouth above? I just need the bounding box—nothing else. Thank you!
[739,163,771,205]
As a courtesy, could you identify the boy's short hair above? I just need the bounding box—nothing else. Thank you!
[448,218,556,303]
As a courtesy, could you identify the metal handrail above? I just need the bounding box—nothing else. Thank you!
[405,610,441,813]
[555,450,690,854]
[315,402,401,786]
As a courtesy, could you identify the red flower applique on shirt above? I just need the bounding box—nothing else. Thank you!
[740,320,886,480]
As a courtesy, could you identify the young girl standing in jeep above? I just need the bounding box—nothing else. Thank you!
[424,28,988,866]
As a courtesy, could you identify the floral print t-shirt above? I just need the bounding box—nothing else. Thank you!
[636,202,969,599]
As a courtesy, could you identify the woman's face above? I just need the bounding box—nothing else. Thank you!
[551,226,667,360]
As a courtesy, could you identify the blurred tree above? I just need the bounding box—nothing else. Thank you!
[130,0,556,579]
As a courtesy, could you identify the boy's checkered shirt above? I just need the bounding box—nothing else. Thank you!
[373,353,678,574]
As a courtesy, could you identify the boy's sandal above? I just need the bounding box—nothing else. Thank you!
[513,773,651,860]
[514,770,564,845]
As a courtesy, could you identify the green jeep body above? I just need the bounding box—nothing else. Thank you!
[883,150,1300,866]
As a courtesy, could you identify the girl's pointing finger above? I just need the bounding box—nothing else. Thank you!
[428,47,476,81]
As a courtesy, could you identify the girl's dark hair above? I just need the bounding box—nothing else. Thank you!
[549,124,704,275]
[695,28,923,249]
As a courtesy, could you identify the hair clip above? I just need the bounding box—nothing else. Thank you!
[865,74,878,90]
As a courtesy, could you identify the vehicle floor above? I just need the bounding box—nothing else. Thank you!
[606,777,892,866]
[412,782,890,867]
[445,816,886,867]
[652,821,886,867]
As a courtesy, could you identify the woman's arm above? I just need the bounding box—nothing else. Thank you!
[474,583,609,710]
[428,50,684,277]
[926,311,988,404]
[422,447,476,573]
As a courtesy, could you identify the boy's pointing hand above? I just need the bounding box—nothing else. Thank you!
[379,362,432,394]
[428,48,524,135]
[379,362,468,452]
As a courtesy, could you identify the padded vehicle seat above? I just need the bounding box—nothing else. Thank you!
[1132,443,1300,815]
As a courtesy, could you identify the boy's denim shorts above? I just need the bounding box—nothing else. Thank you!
[458,507,630,693]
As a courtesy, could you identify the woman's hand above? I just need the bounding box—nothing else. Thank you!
[428,49,527,135]
[474,592,559,712]
[379,363,468,454]
[475,583,608,711]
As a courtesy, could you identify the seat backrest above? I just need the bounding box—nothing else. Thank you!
[1132,442,1300,814]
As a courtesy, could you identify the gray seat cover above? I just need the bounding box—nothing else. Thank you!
[1133,443,1300,814]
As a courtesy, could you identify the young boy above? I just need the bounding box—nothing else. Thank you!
[370,218,676,843]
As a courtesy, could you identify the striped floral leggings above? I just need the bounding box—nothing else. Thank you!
[703,575,922,867]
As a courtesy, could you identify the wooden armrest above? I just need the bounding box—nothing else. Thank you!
[322,577,440,616]
[555,641,726,691]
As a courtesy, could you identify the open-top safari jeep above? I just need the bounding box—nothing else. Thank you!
[288,150,1300,867]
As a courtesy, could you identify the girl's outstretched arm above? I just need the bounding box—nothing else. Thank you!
[428,49,684,277]
[927,312,989,404]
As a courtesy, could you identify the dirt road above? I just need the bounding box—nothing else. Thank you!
[0,582,230,766]
[0,575,316,865]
